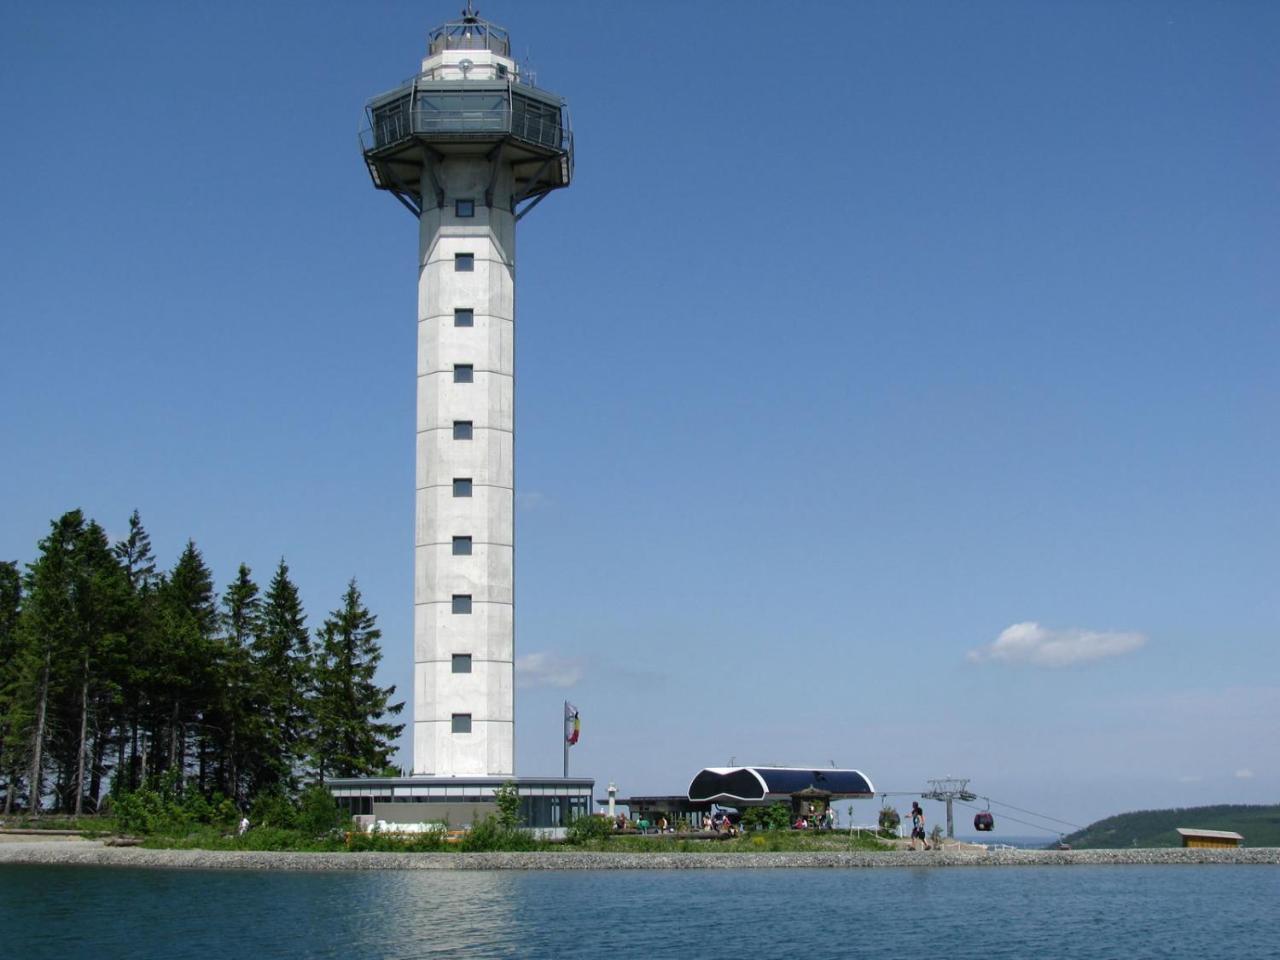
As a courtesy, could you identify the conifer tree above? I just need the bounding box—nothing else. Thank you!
[310,580,404,783]
[249,559,312,795]
[111,510,160,792]
[65,520,129,814]
[113,511,157,592]
[14,511,87,811]
[0,561,22,812]
[210,563,262,805]
[155,541,218,780]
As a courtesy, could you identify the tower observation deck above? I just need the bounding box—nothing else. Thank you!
[360,7,572,220]
[360,5,573,778]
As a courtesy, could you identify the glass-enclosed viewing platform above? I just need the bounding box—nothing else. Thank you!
[360,73,573,211]
[363,81,568,153]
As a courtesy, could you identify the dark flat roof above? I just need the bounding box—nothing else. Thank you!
[328,775,593,794]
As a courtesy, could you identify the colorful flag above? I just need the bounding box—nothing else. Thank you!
[564,702,580,746]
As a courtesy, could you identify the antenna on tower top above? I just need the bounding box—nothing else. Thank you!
[462,1,479,23]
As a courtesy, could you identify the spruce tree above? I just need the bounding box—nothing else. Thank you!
[210,564,262,805]
[65,520,129,814]
[310,580,404,783]
[0,561,19,653]
[250,559,312,795]
[0,561,22,812]
[111,511,160,793]
[14,511,87,811]
[154,541,218,781]
[113,510,157,593]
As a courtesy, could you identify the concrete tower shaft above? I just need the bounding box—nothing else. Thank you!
[414,160,516,776]
[361,7,572,778]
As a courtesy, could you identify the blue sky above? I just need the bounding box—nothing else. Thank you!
[2,1,1276,832]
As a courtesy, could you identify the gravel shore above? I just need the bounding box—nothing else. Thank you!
[1,839,1276,872]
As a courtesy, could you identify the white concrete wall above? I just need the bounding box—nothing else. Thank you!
[420,48,519,83]
[413,158,518,777]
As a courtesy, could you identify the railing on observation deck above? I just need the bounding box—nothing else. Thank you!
[361,104,569,155]
[427,19,510,57]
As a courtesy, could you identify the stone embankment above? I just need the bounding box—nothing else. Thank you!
[0,837,1276,872]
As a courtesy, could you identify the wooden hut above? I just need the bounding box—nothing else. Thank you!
[1176,828,1243,849]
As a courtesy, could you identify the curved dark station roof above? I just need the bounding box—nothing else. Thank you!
[688,767,876,805]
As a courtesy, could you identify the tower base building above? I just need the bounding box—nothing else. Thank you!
[328,775,594,834]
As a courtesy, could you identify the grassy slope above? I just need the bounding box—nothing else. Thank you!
[1062,804,1280,849]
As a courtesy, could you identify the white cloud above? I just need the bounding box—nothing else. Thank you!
[967,621,1147,668]
[1235,768,1255,780]
[516,651,582,689]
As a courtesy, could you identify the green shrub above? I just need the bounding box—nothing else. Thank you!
[495,781,521,830]
[346,826,450,852]
[460,815,539,851]
[112,789,168,834]
[878,805,901,832]
[296,786,346,837]
[250,792,297,830]
[741,802,791,832]
[214,796,240,826]
[180,789,214,825]
[564,814,613,845]
[109,771,236,836]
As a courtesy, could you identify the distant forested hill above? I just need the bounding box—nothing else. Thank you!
[1063,804,1280,848]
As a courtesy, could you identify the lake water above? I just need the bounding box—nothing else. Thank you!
[2,864,1276,958]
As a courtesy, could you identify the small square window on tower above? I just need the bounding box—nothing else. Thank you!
[452,535,472,556]
[452,477,472,497]
[454,308,474,327]
[454,253,474,272]
[451,713,472,733]
[451,594,472,614]
[455,199,475,218]
[453,364,474,383]
[452,653,472,674]
[452,420,473,440]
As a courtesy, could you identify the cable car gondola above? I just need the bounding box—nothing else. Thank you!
[974,810,995,832]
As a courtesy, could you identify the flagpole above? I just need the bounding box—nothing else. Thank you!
[562,701,569,778]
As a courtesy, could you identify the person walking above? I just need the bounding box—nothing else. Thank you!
[909,802,928,850]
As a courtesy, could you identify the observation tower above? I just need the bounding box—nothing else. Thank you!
[366,3,570,778]
[330,6,591,831]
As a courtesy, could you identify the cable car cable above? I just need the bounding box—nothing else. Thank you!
[980,796,1085,832]
[955,799,1059,837]
[874,791,1084,835]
